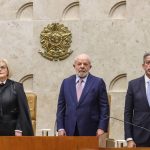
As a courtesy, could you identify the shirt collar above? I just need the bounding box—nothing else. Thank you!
[0,79,7,85]
[76,75,88,83]
[144,74,150,83]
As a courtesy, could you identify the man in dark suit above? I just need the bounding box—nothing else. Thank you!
[124,52,150,147]
[56,53,109,136]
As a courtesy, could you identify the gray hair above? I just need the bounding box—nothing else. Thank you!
[143,52,150,64]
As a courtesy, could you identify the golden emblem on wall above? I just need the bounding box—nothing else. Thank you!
[39,23,73,61]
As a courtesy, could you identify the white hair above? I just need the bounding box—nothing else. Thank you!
[74,53,91,65]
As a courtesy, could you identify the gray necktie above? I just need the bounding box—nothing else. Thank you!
[146,81,150,106]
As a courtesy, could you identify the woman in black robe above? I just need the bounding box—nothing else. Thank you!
[0,59,33,136]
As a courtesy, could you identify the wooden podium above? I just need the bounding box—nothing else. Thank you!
[78,145,150,150]
[0,136,149,150]
[0,136,99,150]
[81,148,150,150]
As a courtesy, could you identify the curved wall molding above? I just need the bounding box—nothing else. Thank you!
[109,1,126,19]
[62,2,79,20]
[19,74,33,92]
[16,2,33,20]
[109,73,127,92]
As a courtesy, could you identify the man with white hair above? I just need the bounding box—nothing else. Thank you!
[56,53,109,136]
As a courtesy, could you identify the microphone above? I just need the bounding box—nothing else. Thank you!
[108,116,150,133]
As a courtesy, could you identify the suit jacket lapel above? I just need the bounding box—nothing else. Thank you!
[70,75,78,105]
[140,76,150,108]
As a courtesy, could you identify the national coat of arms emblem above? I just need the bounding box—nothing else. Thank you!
[39,23,73,61]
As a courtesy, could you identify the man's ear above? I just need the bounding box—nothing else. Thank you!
[73,64,75,68]
[142,63,144,69]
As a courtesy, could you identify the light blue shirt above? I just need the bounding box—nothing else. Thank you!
[145,74,150,92]
[76,75,88,89]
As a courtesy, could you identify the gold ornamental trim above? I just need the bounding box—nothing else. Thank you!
[39,23,73,61]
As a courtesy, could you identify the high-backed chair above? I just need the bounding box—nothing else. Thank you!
[26,92,37,134]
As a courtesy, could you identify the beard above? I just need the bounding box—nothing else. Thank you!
[77,71,88,78]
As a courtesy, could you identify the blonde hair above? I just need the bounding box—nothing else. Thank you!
[0,58,11,77]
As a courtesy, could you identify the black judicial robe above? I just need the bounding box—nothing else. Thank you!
[0,79,34,136]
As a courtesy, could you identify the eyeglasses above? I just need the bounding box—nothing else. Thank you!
[0,66,7,70]
[145,61,150,65]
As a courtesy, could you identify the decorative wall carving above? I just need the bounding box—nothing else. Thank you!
[39,23,73,61]
[62,2,79,20]
[109,1,126,19]
[16,2,33,20]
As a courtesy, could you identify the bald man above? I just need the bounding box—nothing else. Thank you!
[56,54,109,136]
